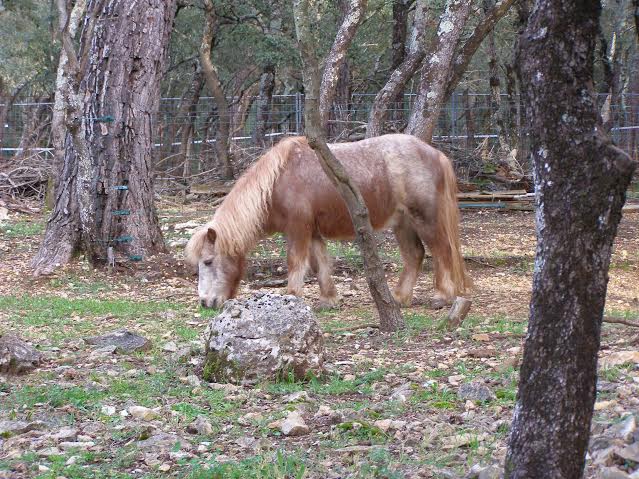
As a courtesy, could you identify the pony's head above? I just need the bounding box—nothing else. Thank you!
[184,226,245,308]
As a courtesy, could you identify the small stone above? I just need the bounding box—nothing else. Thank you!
[51,428,78,441]
[185,375,201,387]
[599,467,632,479]
[238,412,263,425]
[600,351,639,368]
[374,419,393,433]
[187,416,213,435]
[38,465,50,472]
[610,415,637,443]
[37,447,61,457]
[0,334,43,374]
[614,442,639,463]
[101,405,116,416]
[163,341,178,353]
[66,456,79,466]
[448,375,464,386]
[59,441,95,451]
[278,411,309,436]
[343,374,356,381]
[0,420,45,437]
[129,406,160,421]
[594,400,617,411]
[390,383,414,402]
[284,391,310,403]
[158,463,171,472]
[84,329,151,354]
[458,381,496,402]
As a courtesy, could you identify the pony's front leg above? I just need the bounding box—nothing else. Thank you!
[310,237,339,309]
[286,233,311,297]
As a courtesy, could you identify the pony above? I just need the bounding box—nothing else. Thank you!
[185,133,471,309]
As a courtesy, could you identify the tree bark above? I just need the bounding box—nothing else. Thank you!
[179,67,203,183]
[389,0,412,123]
[443,0,518,101]
[366,0,429,138]
[294,0,404,332]
[406,0,472,143]
[504,0,636,477]
[200,0,233,179]
[253,64,275,147]
[32,0,175,275]
[319,0,367,130]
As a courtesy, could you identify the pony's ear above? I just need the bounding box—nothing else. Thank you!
[206,227,217,244]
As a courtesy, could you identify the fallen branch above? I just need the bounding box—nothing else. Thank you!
[603,316,639,328]
[329,323,380,333]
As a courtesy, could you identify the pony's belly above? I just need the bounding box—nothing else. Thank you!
[316,207,400,240]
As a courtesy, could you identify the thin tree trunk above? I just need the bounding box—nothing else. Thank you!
[504,0,636,477]
[319,0,367,130]
[32,0,175,275]
[200,0,233,179]
[0,81,28,149]
[179,66,204,181]
[462,88,475,150]
[294,0,404,333]
[366,0,429,138]
[231,83,258,137]
[390,0,411,122]
[406,0,472,143]
[443,0,518,101]
[253,64,275,147]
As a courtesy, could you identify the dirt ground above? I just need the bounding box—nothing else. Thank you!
[1,201,638,479]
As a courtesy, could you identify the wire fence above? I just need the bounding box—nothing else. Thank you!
[2,92,638,192]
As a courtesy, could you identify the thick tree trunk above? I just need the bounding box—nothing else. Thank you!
[389,0,411,123]
[253,64,276,147]
[294,0,404,333]
[366,0,429,138]
[406,0,472,143]
[200,0,233,179]
[319,0,367,130]
[443,0,518,101]
[32,0,175,275]
[504,0,636,477]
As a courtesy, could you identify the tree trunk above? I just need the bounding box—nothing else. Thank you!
[15,94,51,161]
[178,65,204,181]
[443,0,518,101]
[406,0,472,143]
[462,88,475,150]
[389,0,411,123]
[50,0,86,188]
[253,64,276,147]
[0,81,28,149]
[319,0,367,130]
[504,0,636,477]
[366,0,429,138]
[32,0,175,275]
[294,0,404,333]
[200,0,233,179]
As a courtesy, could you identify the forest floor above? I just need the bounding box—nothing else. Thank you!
[1,200,638,479]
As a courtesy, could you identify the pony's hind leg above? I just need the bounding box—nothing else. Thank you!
[392,217,425,307]
[310,236,339,309]
[286,230,311,297]
[414,221,457,308]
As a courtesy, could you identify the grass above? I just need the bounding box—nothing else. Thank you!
[1,384,106,413]
[187,451,308,479]
[0,219,44,238]
[410,383,459,410]
[265,369,387,397]
[0,295,181,342]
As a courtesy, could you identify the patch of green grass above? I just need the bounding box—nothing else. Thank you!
[187,451,307,479]
[175,324,200,341]
[354,448,403,479]
[198,306,221,318]
[265,369,386,397]
[2,384,105,412]
[410,383,459,410]
[0,219,44,238]
[336,421,388,444]
[0,295,180,341]
[49,275,112,294]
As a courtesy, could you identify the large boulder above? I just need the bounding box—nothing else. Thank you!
[202,294,324,384]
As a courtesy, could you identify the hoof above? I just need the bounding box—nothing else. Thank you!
[392,292,412,308]
[430,297,451,310]
[315,296,340,311]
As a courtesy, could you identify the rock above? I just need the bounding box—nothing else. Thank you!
[0,207,8,222]
[174,220,202,230]
[595,400,618,411]
[600,351,639,368]
[374,419,407,433]
[84,329,151,354]
[202,294,324,384]
[448,375,465,386]
[465,463,501,479]
[163,341,178,353]
[390,383,414,402]
[0,334,43,374]
[129,406,161,421]
[271,411,309,437]
[101,405,116,416]
[51,428,78,441]
[614,442,639,463]
[237,412,264,426]
[234,436,258,450]
[599,468,632,479]
[59,441,95,451]
[458,381,496,402]
[137,432,190,451]
[609,415,637,443]
[284,391,310,403]
[187,416,214,435]
[0,420,45,437]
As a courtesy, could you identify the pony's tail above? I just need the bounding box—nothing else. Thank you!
[436,152,472,296]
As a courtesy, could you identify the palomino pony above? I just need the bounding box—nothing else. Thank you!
[185,134,471,309]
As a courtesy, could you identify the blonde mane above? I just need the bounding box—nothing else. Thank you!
[201,137,305,258]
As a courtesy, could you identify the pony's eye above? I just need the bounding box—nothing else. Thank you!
[203,260,213,266]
